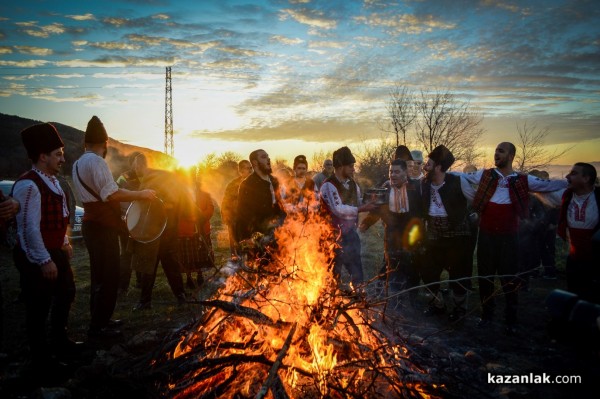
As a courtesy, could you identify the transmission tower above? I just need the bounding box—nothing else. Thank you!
[164,66,174,156]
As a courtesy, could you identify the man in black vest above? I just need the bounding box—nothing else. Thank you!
[320,146,377,290]
[421,145,474,321]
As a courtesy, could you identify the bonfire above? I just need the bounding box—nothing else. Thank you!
[144,214,442,398]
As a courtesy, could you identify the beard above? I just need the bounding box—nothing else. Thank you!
[258,162,272,174]
[495,158,507,168]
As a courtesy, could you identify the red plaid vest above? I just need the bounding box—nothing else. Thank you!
[17,170,68,249]
[472,169,530,219]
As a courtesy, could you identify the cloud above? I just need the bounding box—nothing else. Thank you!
[190,118,377,143]
[14,46,53,56]
[20,22,66,38]
[0,59,50,67]
[65,13,95,21]
[308,40,347,49]
[480,0,531,15]
[0,46,12,54]
[89,41,142,51]
[270,35,304,45]
[152,14,170,20]
[353,13,455,34]
[217,46,266,57]
[126,34,164,46]
[280,8,337,30]
[55,56,176,68]
[202,58,261,71]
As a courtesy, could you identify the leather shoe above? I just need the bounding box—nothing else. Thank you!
[423,304,445,316]
[88,327,123,339]
[505,325,518,336]
[448,307,466,321]
[56,338,85,353]
[133,302,151,311]
[108,319,124,327]
[477,317,493,328]
[177,293,187,305]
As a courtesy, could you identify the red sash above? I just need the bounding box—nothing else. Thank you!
[480,202,519,234]
[567,227,594,261]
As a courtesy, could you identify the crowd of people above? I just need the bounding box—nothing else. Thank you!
[0,118,598,382]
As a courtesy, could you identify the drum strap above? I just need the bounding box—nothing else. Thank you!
[75,164,103,202]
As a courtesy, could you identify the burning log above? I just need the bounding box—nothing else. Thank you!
[129,214,444,398]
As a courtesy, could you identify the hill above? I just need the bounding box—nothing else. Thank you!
[0,113,174,180]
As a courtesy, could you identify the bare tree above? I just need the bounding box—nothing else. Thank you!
[414,89,485,163]
[514,122,573,173]
[385,85,416,147]
[355,135,396,187]
[310,149,333,172]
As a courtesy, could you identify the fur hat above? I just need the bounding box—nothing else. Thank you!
[428,145,455,172]
[293,154,308,169]
[332,146,356,168]
[21,123,64,161]
[394,145,413,161]
[85,115,108,143]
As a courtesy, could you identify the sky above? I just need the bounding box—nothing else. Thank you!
[0,0,599,168]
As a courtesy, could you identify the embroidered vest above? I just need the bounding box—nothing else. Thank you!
[321,175,359,233]
[324,176,358,207]
[472,169,530,219]
[17,170,68,249]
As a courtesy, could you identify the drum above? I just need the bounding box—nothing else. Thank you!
[126,198,167,243]
[363,188,388,205]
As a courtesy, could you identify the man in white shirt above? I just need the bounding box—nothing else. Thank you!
[12,123,77,372]
[73,116,156,339]
[558,163,599,303]
[463,142,567,334]
[420,145,475,321]
[320,146,376,289]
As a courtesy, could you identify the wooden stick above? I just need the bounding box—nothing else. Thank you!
[255,322,297,399]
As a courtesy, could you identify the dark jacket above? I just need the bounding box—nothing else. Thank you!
[236,172,285,241]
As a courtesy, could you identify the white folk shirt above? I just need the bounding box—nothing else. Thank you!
[13,168,69,265]
[319,179,362,221]
[567,191,599,229]
[460,169,567,203]
[72,151,119,202]
[427,176,477,217]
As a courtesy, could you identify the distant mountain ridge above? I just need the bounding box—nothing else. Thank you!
[0,113,173,179]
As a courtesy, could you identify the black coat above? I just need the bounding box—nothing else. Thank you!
[236,172,285,241]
